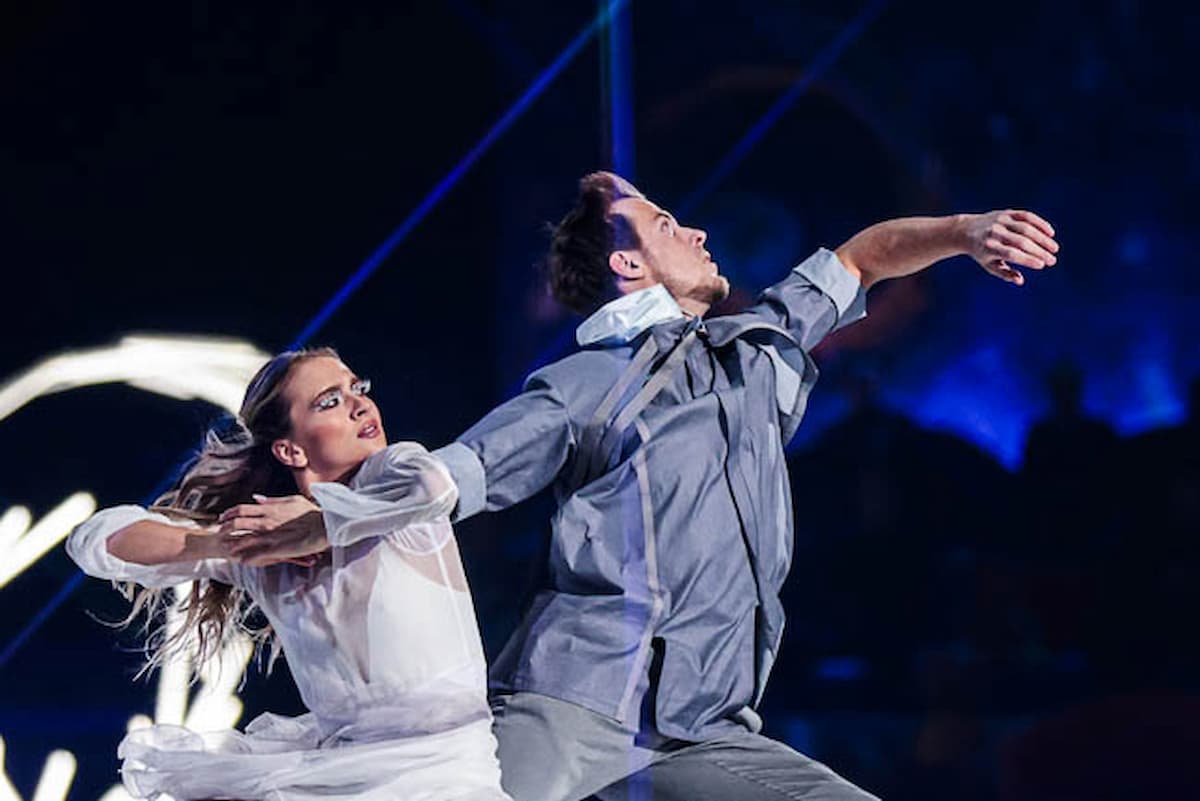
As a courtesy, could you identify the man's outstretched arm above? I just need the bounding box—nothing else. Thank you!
[433,372,576,523]
[733,209,1059,354]
[835,209,1059,289]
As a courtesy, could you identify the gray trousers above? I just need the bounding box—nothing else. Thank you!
[492,692,880,801]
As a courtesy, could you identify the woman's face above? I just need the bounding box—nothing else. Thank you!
[277,356,387,482]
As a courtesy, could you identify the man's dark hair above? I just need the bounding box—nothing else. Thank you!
[547,171,643,315]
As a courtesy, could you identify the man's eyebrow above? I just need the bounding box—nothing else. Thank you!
[655,211,677,227]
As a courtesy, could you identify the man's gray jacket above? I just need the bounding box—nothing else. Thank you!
[434,248,866,741]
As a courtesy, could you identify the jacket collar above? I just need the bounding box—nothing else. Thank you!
[575,284,686,347]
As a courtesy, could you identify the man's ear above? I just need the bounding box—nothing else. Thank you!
[271,439,308,469]
[609,249,643,281]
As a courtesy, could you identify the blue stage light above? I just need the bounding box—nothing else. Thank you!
[0,0,630,672]
[291,0,629,350]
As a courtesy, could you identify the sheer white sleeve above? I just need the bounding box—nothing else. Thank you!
[66,505,241,588]
[309,442,459,552]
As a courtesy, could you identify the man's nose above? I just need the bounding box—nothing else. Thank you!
[693,227,708,247]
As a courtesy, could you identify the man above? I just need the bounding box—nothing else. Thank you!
[230,172,1059,800]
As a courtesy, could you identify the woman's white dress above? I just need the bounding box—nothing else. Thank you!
[67,442,510,801]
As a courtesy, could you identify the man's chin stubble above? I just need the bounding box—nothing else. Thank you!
[705,279,731,305]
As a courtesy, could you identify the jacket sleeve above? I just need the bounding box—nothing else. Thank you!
[432,372,575,522]
[737,247,867,351]
[721,249,869,443]
[309,441,459,552]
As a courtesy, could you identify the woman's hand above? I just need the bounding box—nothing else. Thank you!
[218,495,329,567]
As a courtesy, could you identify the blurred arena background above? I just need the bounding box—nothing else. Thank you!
[1,2,1197,798]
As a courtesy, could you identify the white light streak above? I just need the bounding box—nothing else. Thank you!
[0,508,33,552]
[0,335,271,424]
[28,752,74,801]
[0,737,19,801]
[185,631,252,732]
[0,495,97,590]
[0,334,273,800]
[0,739,77,801]
[94,786,133,801]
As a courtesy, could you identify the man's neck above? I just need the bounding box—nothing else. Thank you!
[616,280,709,317]
[675,297,710,318]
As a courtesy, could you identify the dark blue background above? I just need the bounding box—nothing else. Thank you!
[1,2,1197,799]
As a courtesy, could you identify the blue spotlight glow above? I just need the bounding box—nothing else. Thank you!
[0,573,84,668]
[291,0,630,349]
[512,2,885,399]
[604,0,636,178]
[0,2,629,673]
[814,655,869,681]
[890,344,1039,471]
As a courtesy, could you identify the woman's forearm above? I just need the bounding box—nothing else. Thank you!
[106,520,223,566]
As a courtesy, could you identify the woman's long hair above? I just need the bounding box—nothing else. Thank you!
[124,346,339,681]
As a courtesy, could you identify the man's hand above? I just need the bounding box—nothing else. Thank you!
[960,209,1058,286]
[218,494,329,567]
[836,210,1060,288]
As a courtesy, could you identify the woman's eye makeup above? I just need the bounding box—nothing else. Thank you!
[311,378,370,411]
[313,392,341,411]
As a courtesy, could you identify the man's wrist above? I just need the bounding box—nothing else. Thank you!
[948,213,973,255]
[182,530,223,561]
[832,245,865,286]
[302,510,329,546]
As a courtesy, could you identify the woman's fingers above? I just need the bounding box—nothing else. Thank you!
[216,516,273,535]
[218,504,267,522]
[252,493,307,505]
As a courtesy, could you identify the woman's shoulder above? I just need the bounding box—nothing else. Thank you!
[352,441,436,484]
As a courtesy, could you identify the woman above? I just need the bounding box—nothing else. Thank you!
[67,347,510,801]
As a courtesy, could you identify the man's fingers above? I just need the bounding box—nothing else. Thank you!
[1005,220,1059,258]
[984,259,1024,285]
[1008,209,1056,238]
[226,530,274,548]
[228,530,307,556]
[984,238,1045,271]
[991,229,1055,267]
[239,545,305,567]
[218,535,257,561]
[245,549,314,568]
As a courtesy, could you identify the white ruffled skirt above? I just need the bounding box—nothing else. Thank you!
[119,712,510,801]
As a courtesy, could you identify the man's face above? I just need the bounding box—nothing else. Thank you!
[609,194,729,313]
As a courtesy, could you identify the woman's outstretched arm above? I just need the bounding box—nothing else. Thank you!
[68,505,239,587]
[105,517,225,565]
